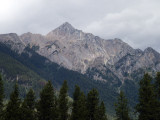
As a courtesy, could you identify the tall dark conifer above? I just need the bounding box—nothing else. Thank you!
[4,83,21,120]
[37,81,57,120]
[21,89,36,120]
[0,74,4,120]
[97,101,108,120]
[71,85,87,120]
[155,72,160,100]
[58,80,69,120]
[136,73,157,120]
[77,92,88,120]
[115,91,130,120]
[87,88,99,120]
[154,72,160,119]
[71,85,81,120]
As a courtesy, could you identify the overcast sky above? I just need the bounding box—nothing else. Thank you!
[0,0,160,52]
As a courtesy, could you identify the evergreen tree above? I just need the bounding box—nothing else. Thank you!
[154,72,160,119]
[0,74,4,120]
[21,89,36,120]
[58,80,69,120]
[37,81,57,120]
[87,88,99,120]
[71,85,87,120]
[97,101,108,120]
[115,91,130,120]
[136,73,158,120]
[71,85,81,120]
[4,83,21,120]
[76,92,88,120]
[155,72,160,100]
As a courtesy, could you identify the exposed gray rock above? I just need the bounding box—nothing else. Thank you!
[1,22,160,82]
[20,23,136,74]
[0,33,25,53]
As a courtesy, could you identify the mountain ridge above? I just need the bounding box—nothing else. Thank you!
[1,22,159,114]
[1,22,160,83]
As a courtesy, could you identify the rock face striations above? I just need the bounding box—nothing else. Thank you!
[1,22,160,82]
[20,22,136,73]
[0,33,25,53]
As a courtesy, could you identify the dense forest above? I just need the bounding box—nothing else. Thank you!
[0,74,108,120]
[0,43,120,114]
[0,72,160,120]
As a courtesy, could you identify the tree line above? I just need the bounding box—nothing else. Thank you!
[114,72,160,120]
[0,74,107,120]
[0,72,160,120]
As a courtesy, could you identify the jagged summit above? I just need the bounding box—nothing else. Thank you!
[58,22,75,30]
[54,22,76,33]
[47,22,75,33]
[0,33,20,43]
[46,22,78,40]
[144,47,156,52]
[143,47,160,60]
[1,22,160,78]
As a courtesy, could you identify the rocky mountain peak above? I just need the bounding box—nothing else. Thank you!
[58,22,75,30]
[144,47,156,53]
[113,38,123,42]
[143,47,160,60]
[0,33,21,43]
[0,33,25,53]
[18,23,137,73]
[46,22,78,40]
[20,32,46,47]
[1,22,160,83]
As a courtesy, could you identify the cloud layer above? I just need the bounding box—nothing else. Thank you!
[0,0,160,51]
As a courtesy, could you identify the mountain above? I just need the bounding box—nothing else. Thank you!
[19,22,135,74]
[0,43,46,98]
[19,22,160,81]
[0,42,118,114]
[0,22,160,114]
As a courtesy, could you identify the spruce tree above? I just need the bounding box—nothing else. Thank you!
[21,89,36,120]
[76,92,88,120]
[136,73,157,120]
[71,85,87,120]
[97,101,108,120]
[37,81,57,120]
[58,80,69,120]
[71,85,81,120]
[115,91,130,120]
[154,72,160,119]
[87,88,99,120]
[0,74,4,120]
[155,72,160,100]
[4,83,21,120]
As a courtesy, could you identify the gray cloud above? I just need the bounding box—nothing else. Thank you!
[0,0,160,52]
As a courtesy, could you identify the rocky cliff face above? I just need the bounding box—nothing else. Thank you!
[1,22,160,82]
[20,22,136,73]
[0,33,25,53]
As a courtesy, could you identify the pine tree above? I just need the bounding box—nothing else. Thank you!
[71,85,81,120]
[87,88,99,120]
[71,85,87,120]
[115,91,130,120]
[58,80,69,120]
[37,81,57,120]
[21,89,36,120]
[155,72,160,100]
[154,72,160,119]
[97,101,108,120]
[136,73,158,120]
[76,92,88,120]
[0,74,4,120]
[4,83,21,120]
